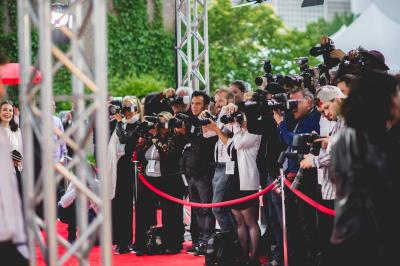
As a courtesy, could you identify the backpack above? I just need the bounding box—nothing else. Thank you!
[146,226,166,255]
[205,231,242,266]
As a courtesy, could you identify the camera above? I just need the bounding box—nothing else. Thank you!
[240,89,301,112]
[167,117,184,129]
[292,132,322,155]
[138,120,156,131]
[296,57,314,89]
[109,103,138,116]
[143,116,169,130]
[288,132,323,190]
[220,111,245,124]
[255,59,277,88]
[309,39,335,57]
[175,112,215,127]
[109,104,121,116]
[162,95,191,106]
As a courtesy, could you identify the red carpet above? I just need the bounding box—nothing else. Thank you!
[36,222,204,266]
[36,209,205,266]
[36,209,268,265]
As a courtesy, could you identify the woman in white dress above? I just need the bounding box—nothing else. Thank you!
[0,100,23,196]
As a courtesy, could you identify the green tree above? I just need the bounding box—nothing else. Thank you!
[207,0,355,91]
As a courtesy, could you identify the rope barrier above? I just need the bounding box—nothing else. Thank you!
[283,179,336,216]
[137,173,276,208]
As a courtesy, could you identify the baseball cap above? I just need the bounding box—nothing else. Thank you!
[316,85,345,103]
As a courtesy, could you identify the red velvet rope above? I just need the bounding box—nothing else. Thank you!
[138,173,276,208]
[284,179,336,216]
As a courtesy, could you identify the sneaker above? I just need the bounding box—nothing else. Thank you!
[114,245,129,255]
[127,244,135,253]
[186,244,198,254]
[164,248,181,255]
[134,249,147,256]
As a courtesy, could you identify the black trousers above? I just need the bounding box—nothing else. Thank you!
[187,173,215,245]
[0,241,28,266]
[316,199,334,266]
[285,169,318,266]
[135,174,185,251]
[112,156,134,246]
[58,203,97,233]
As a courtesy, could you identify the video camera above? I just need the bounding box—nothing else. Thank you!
[254,60,284,88]
[309,38,341,69]
[296,57,330,89]
[283,132,322,190]
[240,89,301,113]
[309,39,335,58]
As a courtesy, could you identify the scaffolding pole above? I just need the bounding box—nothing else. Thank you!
[18,0,112,265]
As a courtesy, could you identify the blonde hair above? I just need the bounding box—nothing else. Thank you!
[157,111,173,121]
[122,96,143,120]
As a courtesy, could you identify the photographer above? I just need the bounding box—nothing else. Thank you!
[298,85,346,265]
[335,74,359,96]
[144,87,193,116]
[0,127,28,266]
[1,101,23,198]
[227,108,262,266]
[330,71,400,266]
[272,87,320,266]
[230,80,248,105]
[134,112,186,255]
[180,91,217,256]
[201,89,237,237]
[107,96,143,254]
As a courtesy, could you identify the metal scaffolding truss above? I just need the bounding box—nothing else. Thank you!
[176,0,210,94]
[18,0,111,265]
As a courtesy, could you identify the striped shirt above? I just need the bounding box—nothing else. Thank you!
[312,118,344,200]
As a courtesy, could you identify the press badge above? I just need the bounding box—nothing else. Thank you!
[225,161,235,175]
[147,160,156,173]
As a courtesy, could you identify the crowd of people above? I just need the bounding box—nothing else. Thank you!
[1,35,400,266]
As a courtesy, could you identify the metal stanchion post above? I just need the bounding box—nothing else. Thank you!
[133,161,139,203]
[280,168,289,266]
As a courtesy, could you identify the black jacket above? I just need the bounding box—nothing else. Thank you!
[144,92,173,116]
[181,125,217,178]
[331,127,400,265]
[115,120,141,159]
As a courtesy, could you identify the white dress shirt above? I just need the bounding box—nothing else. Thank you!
[232,124,262,191]
[203,116,233,163]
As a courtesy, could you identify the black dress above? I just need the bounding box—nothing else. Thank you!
[112,120,140,247]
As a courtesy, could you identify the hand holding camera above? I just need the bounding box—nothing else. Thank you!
[314,137,330,150]
[299,153,314,169]
[114,113,123,122]
[163,88,176,98]
[221,103,238,116]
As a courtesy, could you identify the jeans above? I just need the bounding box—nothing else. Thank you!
[212,163,236,233]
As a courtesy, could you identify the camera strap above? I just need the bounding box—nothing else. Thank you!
[225,142,235,175]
